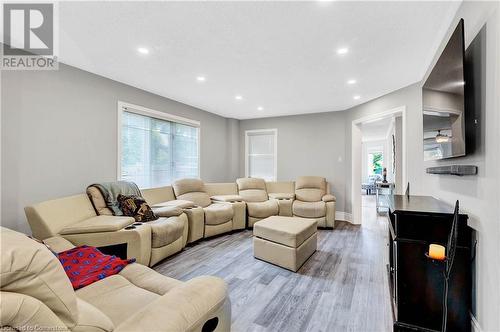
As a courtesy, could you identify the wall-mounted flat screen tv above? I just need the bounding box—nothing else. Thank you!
[423,19,465,161]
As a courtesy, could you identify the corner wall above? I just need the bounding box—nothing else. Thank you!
[238,111,347,214]
[1,63,239,233]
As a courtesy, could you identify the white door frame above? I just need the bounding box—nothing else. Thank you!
[351,106,407,225]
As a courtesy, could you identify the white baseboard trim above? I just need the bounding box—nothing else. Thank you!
[335,211,352,223]
[471,313,482,332]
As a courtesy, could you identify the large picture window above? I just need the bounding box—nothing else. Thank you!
[245,129,277,181]
[118,102,199,188]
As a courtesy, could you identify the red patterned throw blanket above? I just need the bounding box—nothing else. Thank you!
[58,245,135,290]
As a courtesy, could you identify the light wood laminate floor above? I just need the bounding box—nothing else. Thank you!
[154,196,393,332]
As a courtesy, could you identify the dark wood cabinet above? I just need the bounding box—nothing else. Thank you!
[388,195,472,332]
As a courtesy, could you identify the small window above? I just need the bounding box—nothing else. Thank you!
[245,129,277,181]
[118,102,200,188]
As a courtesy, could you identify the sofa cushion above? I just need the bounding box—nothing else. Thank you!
[117,194,158,222]
[295,188,325,202]
[76,275,159,326]
[237,178,269,202]
[247,200,279,219]
[295,176,327,202]
[149,217,185,248]
[173,179,212,208]
[86,186,113,216]
[151,200,196,209]
[236,178,267,191]
[152,206,183,217]
[293,200,326,218]
[210,195,244,202]
[176,192,212,208]
[203,203,234,225]
[119,263,182,296]
[141,186,176,206]
[0,227,78,328]
[253,216,317,248]
[239,189,269,202]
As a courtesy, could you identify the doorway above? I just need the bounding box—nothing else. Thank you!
[351,106,407,225]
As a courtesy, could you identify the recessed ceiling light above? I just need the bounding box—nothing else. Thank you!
[196,76,206,82]
[257,106,264,111]
[353,95,361,100]
[137,47,149,54]
[347,79,357,85]
[337,47,349,55]
[235,95,243,100]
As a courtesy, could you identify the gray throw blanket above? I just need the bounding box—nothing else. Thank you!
[89,181,141,216]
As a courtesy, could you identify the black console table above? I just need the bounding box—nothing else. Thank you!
[388,195,472,332]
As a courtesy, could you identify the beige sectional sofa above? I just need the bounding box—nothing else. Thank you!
[24,176,335,269]
[0,227,231,332]
[172,179,246,238]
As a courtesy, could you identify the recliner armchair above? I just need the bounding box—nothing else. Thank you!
[172,179,245,238]
[236,178,279,227]
[0,227,231,332]
[292,176,336,228]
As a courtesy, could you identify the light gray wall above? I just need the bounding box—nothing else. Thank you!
[343,82,422,213]
[420,2,499,330]
[239,111,347,213]
[1,63,238,233]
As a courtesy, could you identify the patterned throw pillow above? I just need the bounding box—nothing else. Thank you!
[58,245,135,290]
[117,194,158,222]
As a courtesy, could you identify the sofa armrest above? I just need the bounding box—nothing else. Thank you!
[322,194,336,202]
[152,199,197,209]
[43,236,76,253]
[59,215,134,235]
[114,276,231,332]
[62,226,152,266]
[0,292,69,332]
[211,195,244,203]
[152,206,183,217]
[269,193,295,200]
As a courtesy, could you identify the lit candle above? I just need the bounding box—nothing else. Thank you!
[428,244,446,260]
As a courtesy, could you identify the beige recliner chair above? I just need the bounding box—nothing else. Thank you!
[0,227,231,332]
[86,186,188,266]
[236,178,279,228]
[292,176,336,228]
[142,185,206,244]
[172,179,245,238]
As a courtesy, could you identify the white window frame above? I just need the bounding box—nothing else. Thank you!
[117,101,201,187]
[244,128,278,181]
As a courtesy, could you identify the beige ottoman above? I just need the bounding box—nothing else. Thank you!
[253,216,317,272]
